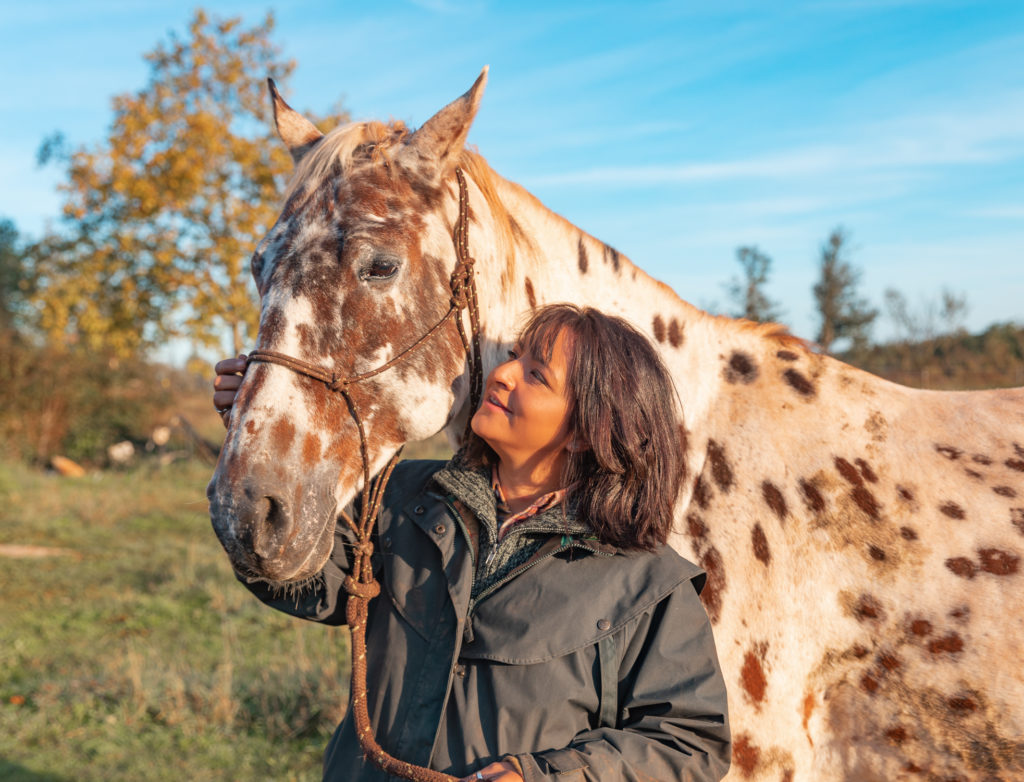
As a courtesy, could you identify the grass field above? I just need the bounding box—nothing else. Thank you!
[0,457,352,781]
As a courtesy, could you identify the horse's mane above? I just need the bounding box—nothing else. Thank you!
[283,121,517,286]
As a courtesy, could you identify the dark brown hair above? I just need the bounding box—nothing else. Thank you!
[465,304,685,551]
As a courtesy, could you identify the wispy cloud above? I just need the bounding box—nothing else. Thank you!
[530,91,1024,188]
[403,0,488,13]
[964,205,1024,220]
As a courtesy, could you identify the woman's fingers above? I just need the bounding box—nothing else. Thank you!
[213,390,238,409]
[214,355,248,376]
[214,374,243,391]
[213,355,248,428]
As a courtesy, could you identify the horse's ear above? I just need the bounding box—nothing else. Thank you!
[399,66,488,180]
[267,78,324,164]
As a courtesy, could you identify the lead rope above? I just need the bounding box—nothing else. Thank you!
[248,167,483,782]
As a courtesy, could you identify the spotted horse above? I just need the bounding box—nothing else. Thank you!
[207,69,1024,781]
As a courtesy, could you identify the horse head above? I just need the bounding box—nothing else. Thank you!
[208,69,489,582]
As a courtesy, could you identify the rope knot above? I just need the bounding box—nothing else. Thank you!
[343,575,381,600]
[450,262,472,309]
[329,374,349,393]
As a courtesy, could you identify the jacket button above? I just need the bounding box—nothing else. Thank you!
[597,619,611,631]
[434,523,446,535]
[414,505,426,514]
[454,663,467,677]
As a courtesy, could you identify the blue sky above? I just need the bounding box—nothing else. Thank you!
[1,0,1022,346]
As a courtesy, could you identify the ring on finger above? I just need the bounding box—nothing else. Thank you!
[216,406,231,414]
[476,773,484,781]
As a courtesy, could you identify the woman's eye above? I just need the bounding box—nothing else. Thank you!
[507,349,519,359]
[363,257,400,280]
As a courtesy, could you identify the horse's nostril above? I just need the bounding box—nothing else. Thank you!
[252,495,292,559]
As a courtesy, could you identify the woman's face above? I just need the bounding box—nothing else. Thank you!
[470,328,574,470]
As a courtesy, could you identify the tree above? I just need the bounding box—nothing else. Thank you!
[884,287,969,343]
[30,10,345,357]
[724,245,783,322]
[812,227,877,352]
[0,218,28,331]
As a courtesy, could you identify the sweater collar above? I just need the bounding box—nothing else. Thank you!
[431,452,591,541]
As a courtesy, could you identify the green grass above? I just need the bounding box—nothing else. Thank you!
[0,459,350,781]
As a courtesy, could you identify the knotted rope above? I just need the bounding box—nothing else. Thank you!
[247,168,483,782]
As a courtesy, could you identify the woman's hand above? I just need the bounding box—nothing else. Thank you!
[213,354,248,428]
[458,760,524,782]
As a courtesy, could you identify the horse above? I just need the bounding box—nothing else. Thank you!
[208,68,1024,781]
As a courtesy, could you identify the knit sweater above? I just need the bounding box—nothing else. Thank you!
[431,456,593,599]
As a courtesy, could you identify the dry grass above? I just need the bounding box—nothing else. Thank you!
[0,457,349,781]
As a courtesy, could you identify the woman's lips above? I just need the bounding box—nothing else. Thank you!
[486,394,511,414]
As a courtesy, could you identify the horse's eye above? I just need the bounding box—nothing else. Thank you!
[362,257,400,281]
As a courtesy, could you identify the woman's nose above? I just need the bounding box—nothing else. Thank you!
[491,358,519,387]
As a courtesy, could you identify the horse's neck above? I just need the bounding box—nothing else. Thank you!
[473,173,787,446]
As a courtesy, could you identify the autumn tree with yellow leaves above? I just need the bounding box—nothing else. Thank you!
[29,10,344,357]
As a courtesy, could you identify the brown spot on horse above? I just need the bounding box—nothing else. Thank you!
[972,453,993,465]
[603,245,621,272]
[740,644,768,706]
[707,440,734,493]
[692,475,711,510]
[945,557,977,579]
[853,593,884,622]
[978,548,1020,576]
[799,478,826,513]
[732,734,761,777]
[301,433,321,467]
[668,318,683,348]
[900,526,918,540]
[1012,508,1024,536]
[878,651,901,671]
[993,485,1017,498]
[855,458,878,483]
[725,351,759,384]
[751,524,771,565]
[910,619,932,637]
[652,315,666,343]
[897,485,915,502]
[776,350,798,361]
[1006,458,1024,472]
[699,545,726,624]
[947,694,978,713]
[935,444,962,460]
[783,368,815,398]
[761,481,787,521]
[524,276,537,310]
[802,693,815,742]
[835,457,863,485]
[852,486,882,520]
[868,545,887,561]
[270,417,297,452]
[928,632,965,655]
[939,501,966,520]
[949,605,970,622]
[884,726,908,745]
[861,674,879,694]
[577,237,588,274]
[687,513,708,541]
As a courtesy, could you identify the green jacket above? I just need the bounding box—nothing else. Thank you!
[239,459,731,781]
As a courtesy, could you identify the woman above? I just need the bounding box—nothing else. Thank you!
[213,304,731,782]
